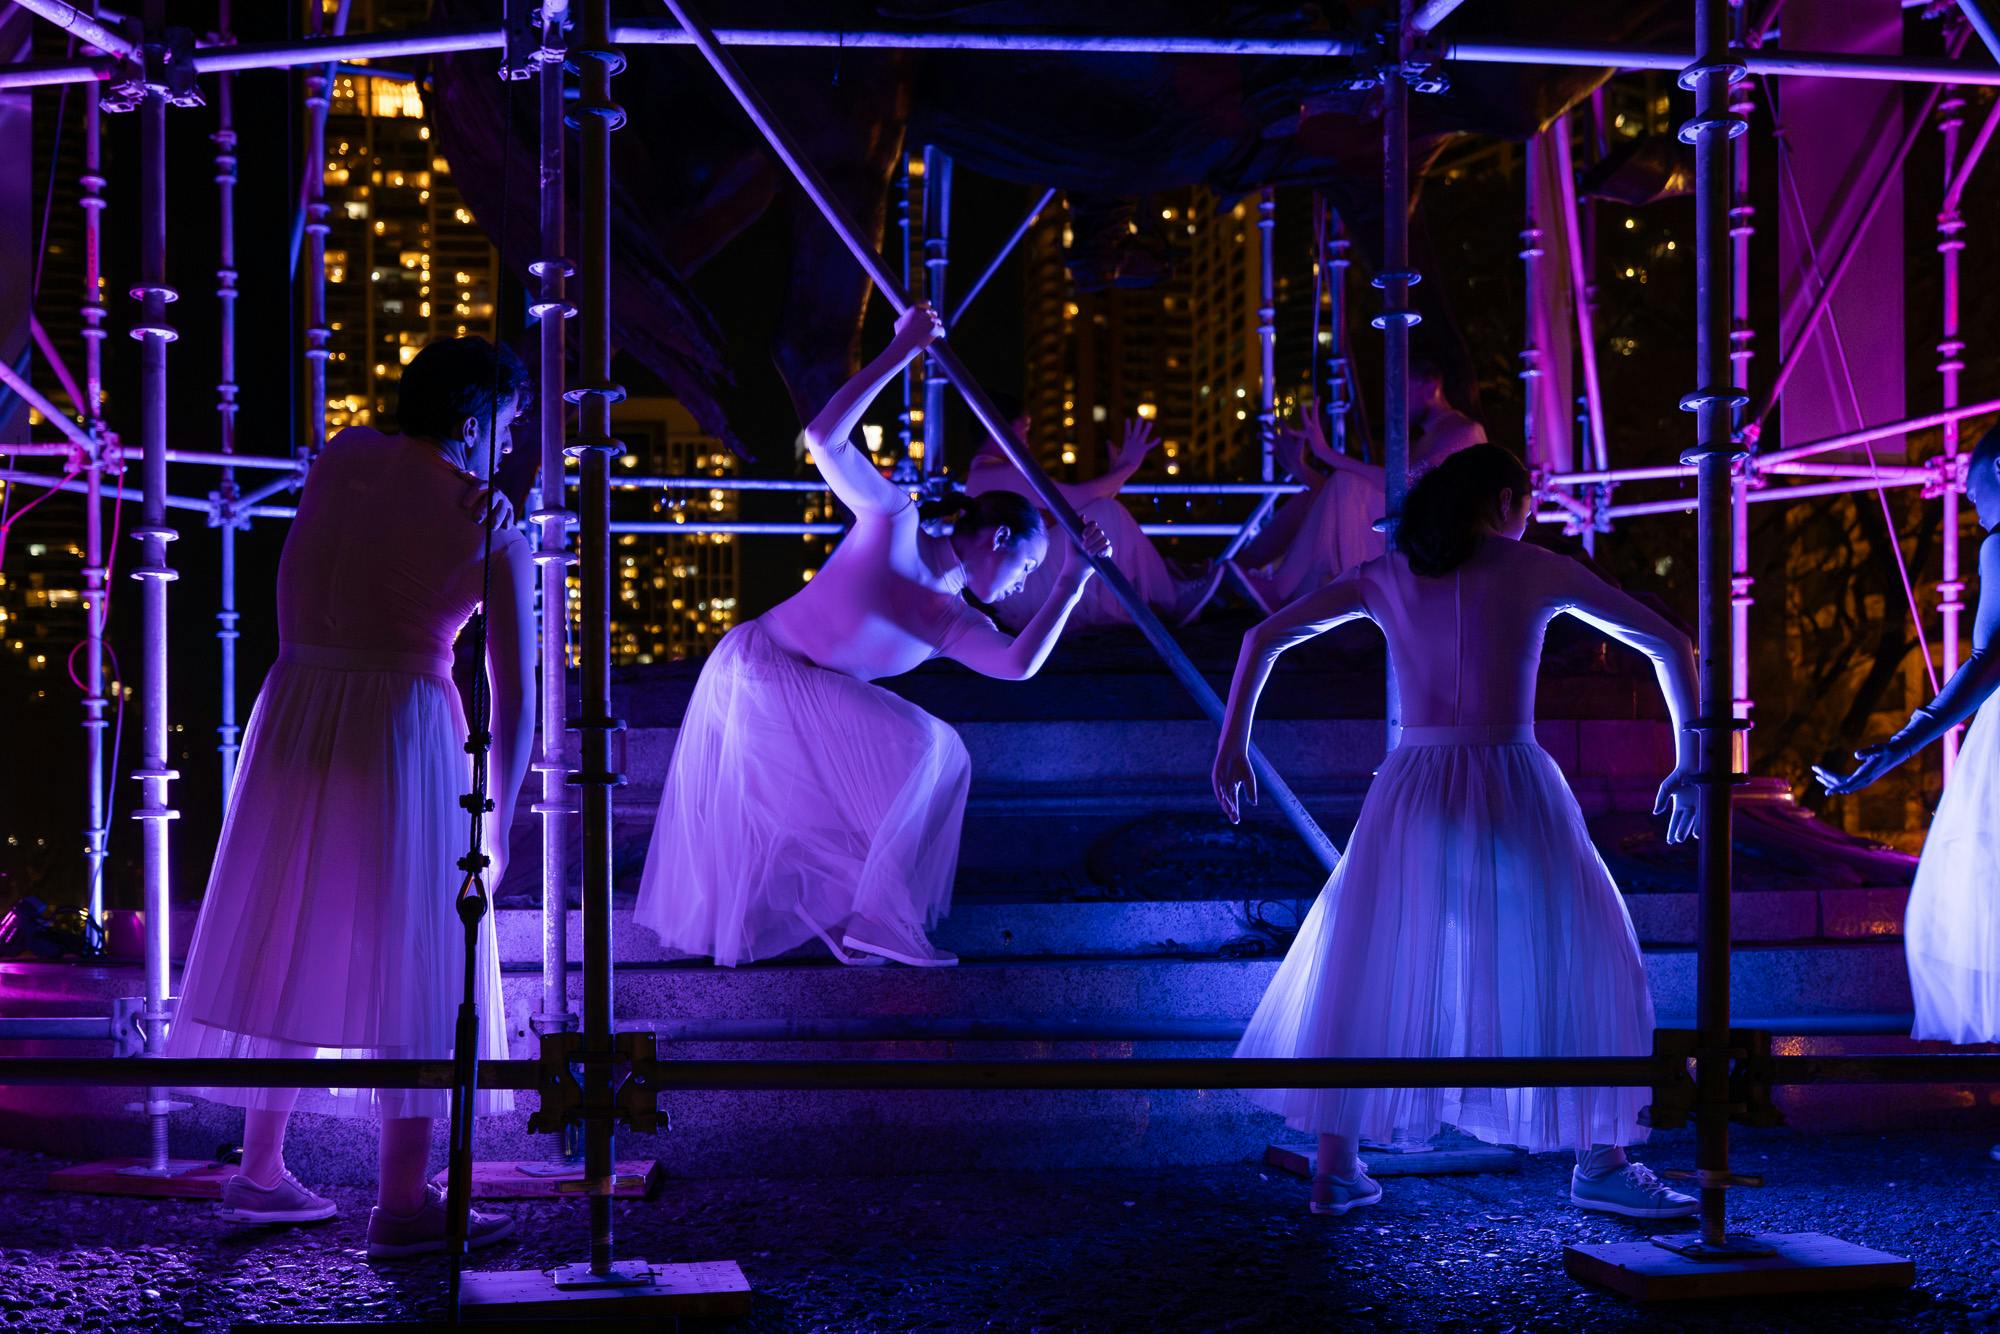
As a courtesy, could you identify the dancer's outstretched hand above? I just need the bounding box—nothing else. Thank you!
[1113,417,1160,470]
[1212,739,1257,824]
[1296,411,1340,468]
[891,301,945,356]
[1274,427,1312,483]
[1654,763,1700,845]
[1813,742,1907,797]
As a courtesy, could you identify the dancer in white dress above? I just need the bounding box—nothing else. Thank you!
[635,305,1110,968]
[1213,444,1701,1218]
[964,405,1225,630]
[1818,423,2000,1056]
[165,337,531,1257]
[1234,360,1487,612]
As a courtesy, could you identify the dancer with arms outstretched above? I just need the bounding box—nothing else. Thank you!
[1819,423,2000,1059]
[637,304,1109,968]
[1215,444,1701,1219]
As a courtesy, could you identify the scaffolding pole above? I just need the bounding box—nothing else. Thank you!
[1257,188,1277,483]
[212,3,242,807]
[571,0,625,1277]
[1683,0,1748,1252]
[950,187,1056,329]
[1379,3,1416,750]
[921,145,951,480]
[1729,3,1755,775]
[657,0,1338,872]
[12,25,2000,88]
[527,12,580,1076]
[299,0,332,466]
[1938,90,1970,776]
[79,45,109,927]
[127,1,184,1178]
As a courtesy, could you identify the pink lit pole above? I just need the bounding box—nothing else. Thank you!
[525,1,580,1072]
[78,22,110,927]
[1728,1,1756,774]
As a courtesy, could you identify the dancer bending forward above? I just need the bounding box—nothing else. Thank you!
[1213,444,1702,1219]
[1819,423,2000,1055]
[167,337,533,1257]
[636,304,1109,968]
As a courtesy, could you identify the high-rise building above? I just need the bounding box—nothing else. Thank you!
[595,397,742,664]
[322,6,500,432]
[1019,188,1314,489]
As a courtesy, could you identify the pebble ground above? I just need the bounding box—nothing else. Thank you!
[0,1127,1995,1331]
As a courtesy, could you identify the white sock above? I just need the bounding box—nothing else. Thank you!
[1576,1144,1628,1180]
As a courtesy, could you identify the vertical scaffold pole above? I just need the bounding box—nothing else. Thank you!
[570,0,626,1276]
[1937,90,1968,778]
[300,0,330,465]
[1728,1,1756,775]
[1257,188,1276,482]
[1681,0,1749,1251]
[921,146,951,480]
[79,35,109,927]
[1520,142,1545,467]
[896,154,915,464]
[1319,201,1352,456]
[213,2,242,806]
[528,6,579,1072]
[1377,2,1417,748]
[129,0,183,1175]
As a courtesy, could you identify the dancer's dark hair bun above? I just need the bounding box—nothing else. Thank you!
[1397,443,1532,578]
[918,489,1046,546]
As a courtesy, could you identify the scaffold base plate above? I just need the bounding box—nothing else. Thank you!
[47,1158,232,1199]
[459,1259,751,1320]
[1264,1141,1523,1179]
[428,1158,663,1199]
[1566,1232,1914,1301]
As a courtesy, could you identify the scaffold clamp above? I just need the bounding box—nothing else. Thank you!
[102,26,204,113]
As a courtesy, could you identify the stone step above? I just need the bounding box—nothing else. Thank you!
[490,890,1913,970]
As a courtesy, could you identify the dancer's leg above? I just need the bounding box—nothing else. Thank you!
[1575,1143,1628,1178]
[239,1091,299,1187]
[377,1116,433,1216]
[1239,483,1318,570]
[1318,1131,1362,1179]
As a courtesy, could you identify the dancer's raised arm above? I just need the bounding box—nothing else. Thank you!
[1818,531,2000,795]
[482,530,539,880]
[943,520,1112,681]
[1212,576,1372,823]
[1550,557,1702,844]
[800,302,944,519]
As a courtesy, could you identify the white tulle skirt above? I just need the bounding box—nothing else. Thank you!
[1907,706,2000,1044]
[167,644,513,1120]
[634,619,972,966]
[1235,724,1654,1154]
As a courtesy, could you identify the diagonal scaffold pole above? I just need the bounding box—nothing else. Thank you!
[654,0,1339,873]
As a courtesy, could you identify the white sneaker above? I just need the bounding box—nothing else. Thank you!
[1309,1170,1383,1217]
[367,1184,515,1260]
[1570,1163,1698,1219]
[842,917,958,967]
[218,1170,338,1224]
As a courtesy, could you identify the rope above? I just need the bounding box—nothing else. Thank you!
[1767,81,1939,694]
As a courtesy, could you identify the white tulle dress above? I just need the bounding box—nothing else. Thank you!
[1236,540,1688,1153]
[635,494,990,965]
[166,428,518,1120]
[1906,705,2000,1043]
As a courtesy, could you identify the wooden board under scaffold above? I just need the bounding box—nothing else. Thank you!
[460,1259,752,1320]
[427,1159,663,1200]
[1565,1232,1914,1301]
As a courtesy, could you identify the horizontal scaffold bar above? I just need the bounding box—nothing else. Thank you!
[2,24,1998,89]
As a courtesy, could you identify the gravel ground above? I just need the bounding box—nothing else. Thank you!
[0,1128,1996,1331]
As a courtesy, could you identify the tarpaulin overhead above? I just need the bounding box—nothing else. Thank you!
[1775,0,1907,459]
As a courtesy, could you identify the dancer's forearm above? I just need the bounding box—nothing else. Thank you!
[999,572,1093,680]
